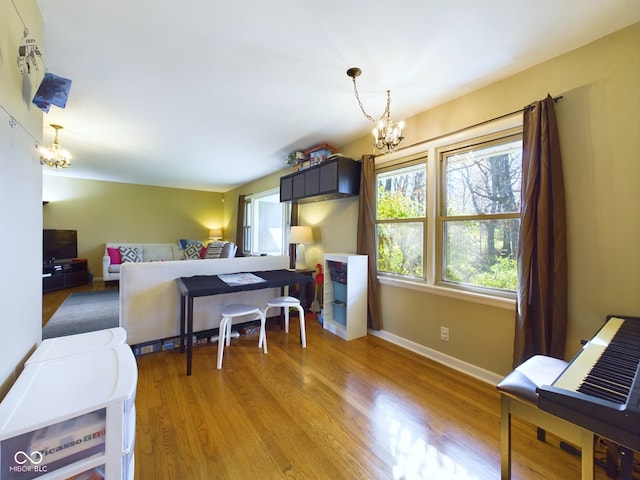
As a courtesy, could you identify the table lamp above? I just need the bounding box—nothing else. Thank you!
[208,228,223,241]
[290,226,313,270]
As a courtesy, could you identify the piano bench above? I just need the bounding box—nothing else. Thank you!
[497,355,595,480]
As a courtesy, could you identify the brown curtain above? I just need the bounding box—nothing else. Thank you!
[357,155,381,330]
[235,195,245,257]
[513,94,567,366]
[289,202,299,270]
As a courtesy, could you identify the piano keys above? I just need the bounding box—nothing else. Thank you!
[538,315,640,453]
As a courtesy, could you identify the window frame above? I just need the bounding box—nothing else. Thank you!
[375,154,428,281]
[373,115,522,309]
[242,188,290,256]
[436,129,523,297]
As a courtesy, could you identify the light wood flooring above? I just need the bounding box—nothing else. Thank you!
[43,284,622,479]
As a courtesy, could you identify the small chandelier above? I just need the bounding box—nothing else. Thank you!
[347,67,405,152]
[40,124,72,169]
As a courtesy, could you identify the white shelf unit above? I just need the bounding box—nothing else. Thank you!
[0,344,137,480]
[323,253,368,340]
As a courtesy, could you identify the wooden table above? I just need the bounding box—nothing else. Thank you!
[176,269,313,375]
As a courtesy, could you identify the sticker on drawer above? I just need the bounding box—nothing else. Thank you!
[30,409,106,465]
[0,409,106,480]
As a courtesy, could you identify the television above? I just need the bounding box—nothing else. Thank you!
[43,229,78,263]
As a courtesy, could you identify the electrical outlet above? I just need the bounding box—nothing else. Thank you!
[440,326,449,342]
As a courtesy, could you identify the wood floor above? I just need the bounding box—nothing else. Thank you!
[43,285,620,479]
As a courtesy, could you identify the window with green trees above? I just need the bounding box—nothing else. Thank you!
[375,127,522,297]
[376,160,427,278]
[439,134,522,292]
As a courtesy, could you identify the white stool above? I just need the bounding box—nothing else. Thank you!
[262,296,306,348]
[217,304,267,369]
[497,355,595,479]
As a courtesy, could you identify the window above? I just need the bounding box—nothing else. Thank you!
[439,134,522,292]
[376,158,427,278]
[243,189,290,256]
[375,121,523,299]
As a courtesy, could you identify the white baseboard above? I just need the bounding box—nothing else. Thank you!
[368,329,504,386]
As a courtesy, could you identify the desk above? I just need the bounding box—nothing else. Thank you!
[289,268,315,309]
[176,269,312,375]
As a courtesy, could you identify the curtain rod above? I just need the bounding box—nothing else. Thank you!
[387,95,563,154]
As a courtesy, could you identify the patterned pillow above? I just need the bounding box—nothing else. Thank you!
[179,239,203,249]
[119,246,142,263]
[204,242,225,259]
[184,243,203,259]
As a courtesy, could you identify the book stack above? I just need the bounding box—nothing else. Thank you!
[286,142,338,171]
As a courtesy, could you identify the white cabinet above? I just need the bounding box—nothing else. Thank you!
[26,327,127,365]
[323,253,368,340]
[0,342,137,480]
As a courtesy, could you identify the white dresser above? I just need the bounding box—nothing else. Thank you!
[0,330,137,480]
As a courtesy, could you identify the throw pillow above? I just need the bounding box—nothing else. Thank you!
[119,246,142,263]
[107,247,121,265]
[184,243,202,259]
[204,242,225,259]
[220,242,236,258]
[179,239,203,250]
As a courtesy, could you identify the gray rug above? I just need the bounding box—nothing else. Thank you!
[43,290,120,339]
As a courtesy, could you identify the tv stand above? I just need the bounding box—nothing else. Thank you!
[43,259,89,293]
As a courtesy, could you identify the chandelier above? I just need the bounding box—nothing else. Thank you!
[40,124,72,169]
[346,67,405,152]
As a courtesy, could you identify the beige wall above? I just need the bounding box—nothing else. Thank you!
[43,176,225,277]
[228,23,640,377]
[0,0,44,399]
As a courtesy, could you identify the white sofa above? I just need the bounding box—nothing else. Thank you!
[119,255,289,345]
[102,242,236,282]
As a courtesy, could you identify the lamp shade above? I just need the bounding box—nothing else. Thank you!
[208,228,223,239]
[290,226,313,244]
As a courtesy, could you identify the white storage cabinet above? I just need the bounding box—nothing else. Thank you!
[0,344,137,480]
[26,327,127,365]
[323,253,368,340]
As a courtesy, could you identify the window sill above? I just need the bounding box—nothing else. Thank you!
[377,276,516,311]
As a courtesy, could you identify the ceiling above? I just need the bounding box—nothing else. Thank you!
[35,0,640,192]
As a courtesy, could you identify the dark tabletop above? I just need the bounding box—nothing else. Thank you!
[176,269,312,297]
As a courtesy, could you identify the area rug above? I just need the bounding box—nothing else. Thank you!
[43,290,119,339]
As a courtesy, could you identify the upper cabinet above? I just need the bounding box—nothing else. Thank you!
[280,156,361,203]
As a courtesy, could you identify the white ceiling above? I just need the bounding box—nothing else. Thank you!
[36,0,640,192]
